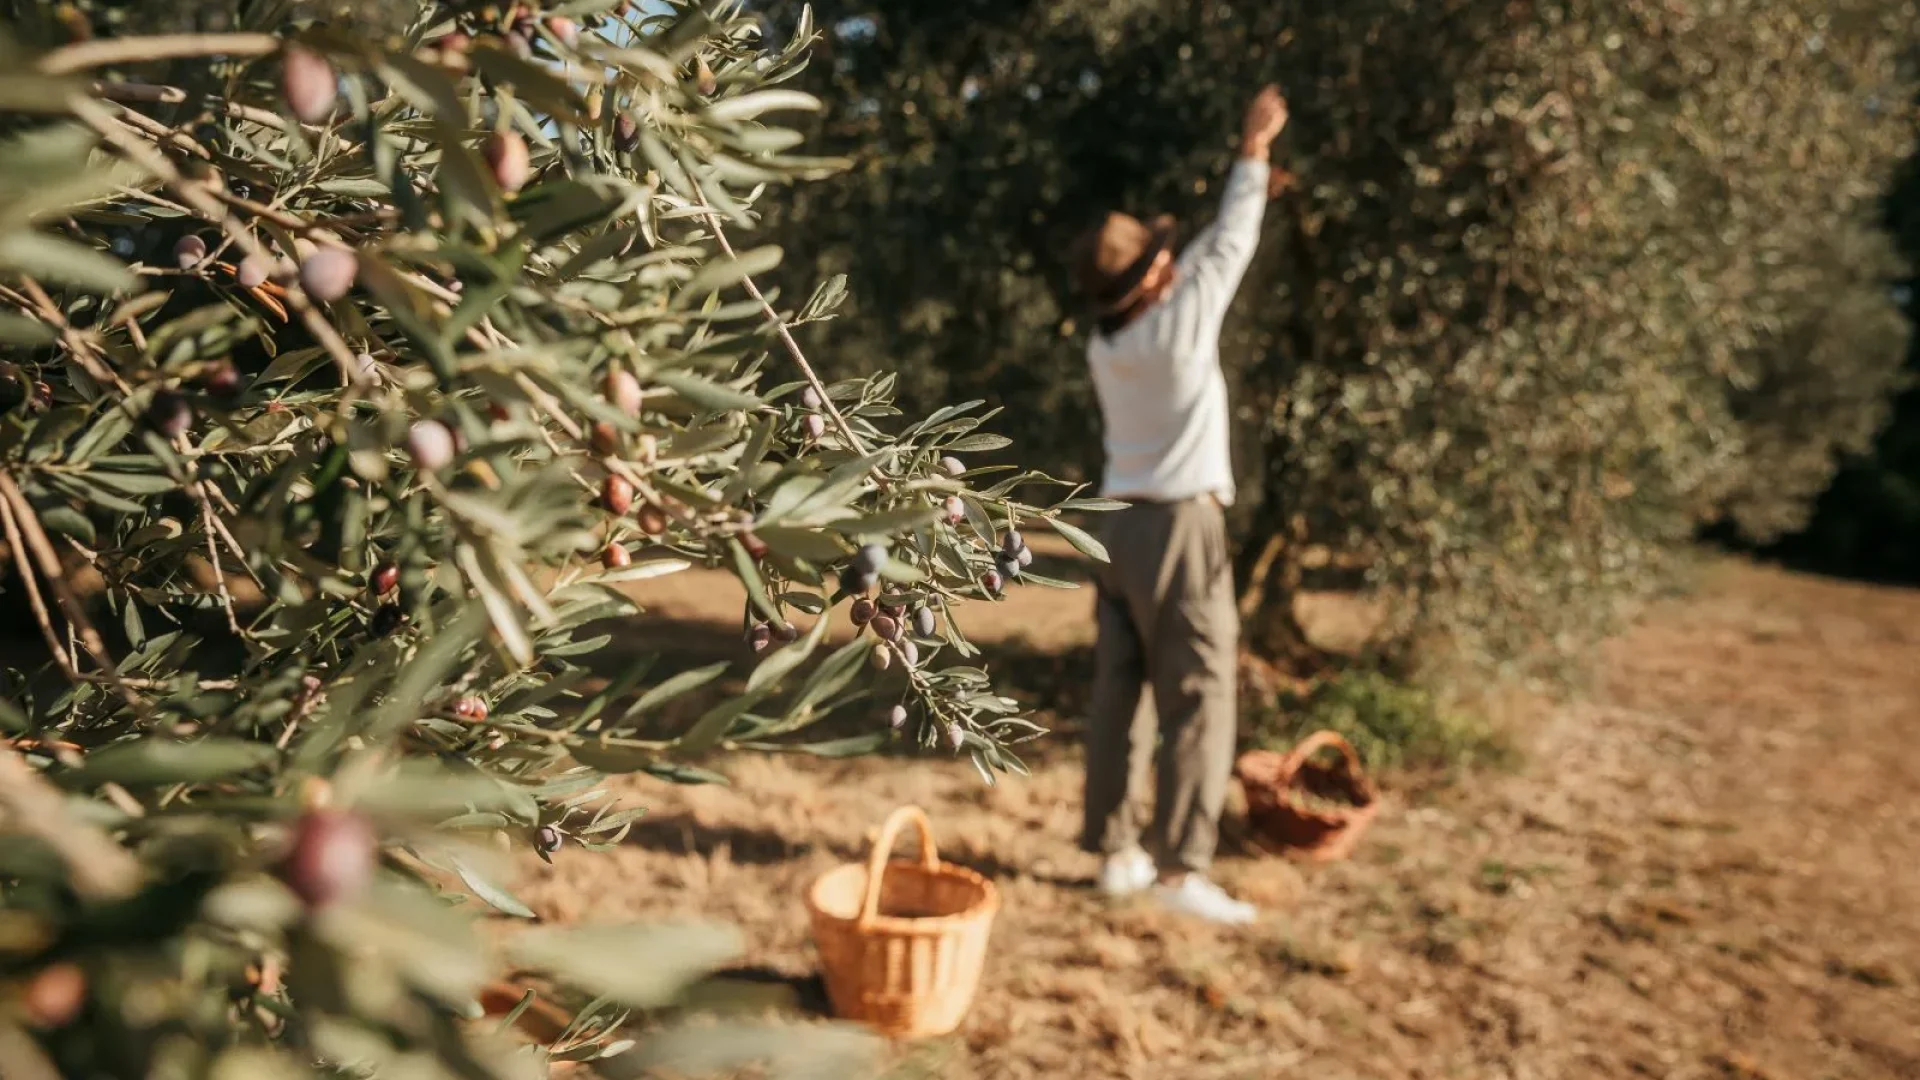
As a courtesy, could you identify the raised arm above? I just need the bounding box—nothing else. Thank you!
[1176,87,1290,320]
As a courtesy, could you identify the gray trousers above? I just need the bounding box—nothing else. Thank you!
[1080,496,1240,874]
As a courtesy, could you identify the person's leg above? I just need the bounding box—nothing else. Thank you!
[1143,499,1248,921]
[1081,514,1154,868]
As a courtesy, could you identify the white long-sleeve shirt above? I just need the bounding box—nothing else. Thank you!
[1087,158,1269,506]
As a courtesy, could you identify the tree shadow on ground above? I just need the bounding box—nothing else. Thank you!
[620,810,852,866]
[702,967,833,1018]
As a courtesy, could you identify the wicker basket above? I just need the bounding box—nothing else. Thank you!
[1235,730,1381,862]
[805,805,999,1038]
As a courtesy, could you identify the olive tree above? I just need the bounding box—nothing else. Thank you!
[0,2,1094,1076]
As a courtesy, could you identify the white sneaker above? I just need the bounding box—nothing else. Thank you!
[1097,848,1156,898]
[1153,875,1256,925]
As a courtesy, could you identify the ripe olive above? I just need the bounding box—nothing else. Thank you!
[145,390,192,439]
[370,562,400,597]
[281,46,337,125]
[485,131,532,193]
[601,474,634,515]
[298,248,358,302]
[406,420,457,472]
[281,810,376,911]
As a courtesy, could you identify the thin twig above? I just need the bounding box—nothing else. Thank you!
[0,498,80,680]
[696,207,873,460]
[0,471,142,712]
[93,79,293,132]
[197,494,243,636]
[37,32,280,76]
[0,746,141,900]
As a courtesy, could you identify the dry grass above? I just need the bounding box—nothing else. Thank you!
[505,559,1920,1079]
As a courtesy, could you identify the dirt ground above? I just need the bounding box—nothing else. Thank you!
[512,550,1920,1080]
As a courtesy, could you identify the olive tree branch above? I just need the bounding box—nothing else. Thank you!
[37,32,280,76]
[0,745,142,900]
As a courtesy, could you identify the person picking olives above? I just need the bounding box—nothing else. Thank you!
[1067,84,1291,925]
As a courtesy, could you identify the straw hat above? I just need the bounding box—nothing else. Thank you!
[1071,210,1176,317]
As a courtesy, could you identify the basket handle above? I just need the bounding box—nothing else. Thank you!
[1282,730,1366,777]
[857,805,941,927]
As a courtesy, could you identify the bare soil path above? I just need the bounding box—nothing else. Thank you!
[515,559,1920,1080]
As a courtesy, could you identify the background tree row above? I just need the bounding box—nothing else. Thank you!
[754,0,1917,670]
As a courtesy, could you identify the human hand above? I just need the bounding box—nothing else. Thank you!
[1240,85,1289,158]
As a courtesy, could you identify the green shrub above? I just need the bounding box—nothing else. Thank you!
[1246,671,1516,775]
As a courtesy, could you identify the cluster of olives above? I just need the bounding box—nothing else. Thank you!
[843,555,940,673]
[592,367,676,565]
[365,560,409,637]
[884,702,966,753]
[798,385,828,441]
[744,619,801,653]
[982,530,1032,596]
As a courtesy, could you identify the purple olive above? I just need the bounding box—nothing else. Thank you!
[174,234,207,270]
[940,455,965,478]
[636,503,668,535]
[748,623,772,653]
[775,622,800,643]
[802,386,823,410]
[370,562,400,597]
[983,569,1004,596]
[201,362,242,400]
[840,566,876,597]
[369,604,405,638]
[606,369,643,417]
[236,255,271,289]
[281,46,337,125]
[145,390,192,438]
[406,420,456,472]
[912,607,936,638]
[1017,546,1034,568]
[602,474,635,515]
[535,825,563,862]
[900,640,919,668]
[854,543,887,576]
[1001,529,1023,556]
[997,552,1023,581]
[485,131,531,194]
[869,614,899,642]
[298,248,358,302]
[803,413,826,439]
[888,705,908,729]
[281,810,375,911]
[614,114,641,153]
[850,598,876,626]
